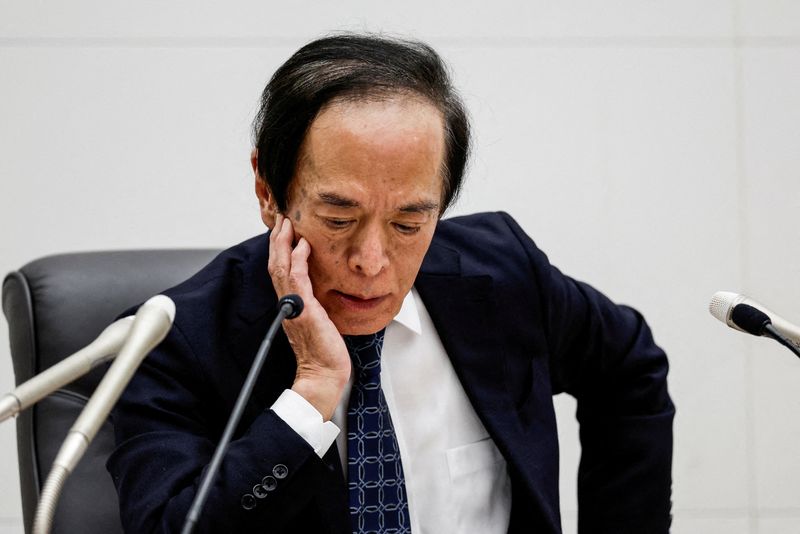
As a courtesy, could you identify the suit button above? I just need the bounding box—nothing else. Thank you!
[241,494,256,510]
[253,484,269,499]
[261,475,277,491]
[273,464,288,479]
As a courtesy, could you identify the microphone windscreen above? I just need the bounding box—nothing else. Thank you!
[731,304,771,336]
[279,294,304,319]
[709,291,737,322]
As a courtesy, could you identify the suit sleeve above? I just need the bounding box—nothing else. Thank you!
[500,212,674,534]
[106,321,336,533]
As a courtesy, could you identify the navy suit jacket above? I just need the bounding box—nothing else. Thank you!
[108,212,674,533]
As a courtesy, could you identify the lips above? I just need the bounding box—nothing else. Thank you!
[332,290,388,311]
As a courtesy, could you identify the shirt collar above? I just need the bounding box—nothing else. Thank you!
[392,288,422,336]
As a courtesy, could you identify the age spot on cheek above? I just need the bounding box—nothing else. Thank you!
[294,210,301,222]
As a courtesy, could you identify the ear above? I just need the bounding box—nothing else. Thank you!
[252,149,277,228]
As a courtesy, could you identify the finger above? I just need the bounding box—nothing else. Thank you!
[283,238,325,327]
[285,236,312,293]
[289,237,311,278]
[270,213,283,242]
[277,217,295,251]
[268,214,294,289]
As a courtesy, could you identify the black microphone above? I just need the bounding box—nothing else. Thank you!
[181,295,304,534]
[730,303,800,360]
[279,294,304,319]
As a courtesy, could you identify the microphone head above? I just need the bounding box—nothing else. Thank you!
[731,303,772,336]
[709,291,739,323]
[142,295,176,323]
[279,294,304,319]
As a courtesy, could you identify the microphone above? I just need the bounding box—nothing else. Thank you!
[33,295,176,534]
[279,293,304,319]
[0,316,135,422]
[709,292,800,360]
[181,294,304,534]
[709,291,800,349]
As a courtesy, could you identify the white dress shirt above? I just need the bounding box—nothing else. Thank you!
[272,289,511,533]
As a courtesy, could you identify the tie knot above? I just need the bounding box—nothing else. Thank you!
[343,329,385,377]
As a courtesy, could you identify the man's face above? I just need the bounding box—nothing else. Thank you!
[260,96,446,335]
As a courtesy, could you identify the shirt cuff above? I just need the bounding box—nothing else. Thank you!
[271,389,340,458]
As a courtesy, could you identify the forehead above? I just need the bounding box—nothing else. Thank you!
[293,96,446,201]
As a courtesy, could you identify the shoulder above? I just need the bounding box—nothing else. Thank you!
[429,211,549,276]
[434,211,538,253]
[162,233,266,301]
[435,211,517,238]
[121,232,273,395]
[139,233,273,339]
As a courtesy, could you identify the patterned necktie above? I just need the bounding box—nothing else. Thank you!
[344,330,411,534]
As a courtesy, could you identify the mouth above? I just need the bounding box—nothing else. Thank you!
[332,290,389,311]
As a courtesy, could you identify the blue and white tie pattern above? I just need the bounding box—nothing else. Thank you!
[344,330,411,534]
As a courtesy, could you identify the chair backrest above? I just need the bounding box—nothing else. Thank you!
[2,249,220,534]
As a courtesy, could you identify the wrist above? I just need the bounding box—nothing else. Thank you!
[291,372,348,421]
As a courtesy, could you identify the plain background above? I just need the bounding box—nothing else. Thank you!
[1,1,799,533]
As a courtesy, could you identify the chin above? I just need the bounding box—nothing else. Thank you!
[331,313,393,336]
[322,293,401,335]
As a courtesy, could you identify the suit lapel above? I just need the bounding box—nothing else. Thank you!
[414,242,520,447]
[416,237,562,533]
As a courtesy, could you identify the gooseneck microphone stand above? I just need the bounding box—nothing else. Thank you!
[181,295,304,534]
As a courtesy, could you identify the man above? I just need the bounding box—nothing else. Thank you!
[108,34,674,533]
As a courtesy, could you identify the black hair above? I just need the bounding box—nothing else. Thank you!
[251,33,470,214]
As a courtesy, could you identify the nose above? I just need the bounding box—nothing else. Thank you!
[348,225,389,277]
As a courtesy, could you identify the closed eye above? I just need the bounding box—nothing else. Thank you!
[393,223,421,235]
[323,218,354,230]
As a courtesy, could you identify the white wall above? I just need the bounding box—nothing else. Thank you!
[1,2,798,533]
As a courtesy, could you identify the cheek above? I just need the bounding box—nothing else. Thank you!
[306,236,346,285]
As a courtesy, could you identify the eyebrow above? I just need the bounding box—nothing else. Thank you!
[318,192,359,208]
[317,192,440,214]
[398,200,440,214]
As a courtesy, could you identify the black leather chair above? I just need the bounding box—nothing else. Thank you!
[2,249,220,534]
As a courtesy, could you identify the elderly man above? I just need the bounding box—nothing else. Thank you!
[108,34,674,534]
